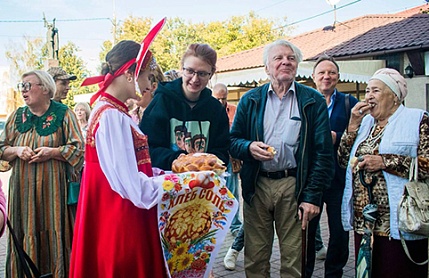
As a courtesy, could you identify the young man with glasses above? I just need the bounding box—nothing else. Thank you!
[140,43,230,171]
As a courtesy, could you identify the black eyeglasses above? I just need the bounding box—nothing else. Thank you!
[17,82,42,91]
[182,67,211,79]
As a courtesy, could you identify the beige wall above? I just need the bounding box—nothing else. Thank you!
[404,76,429,111]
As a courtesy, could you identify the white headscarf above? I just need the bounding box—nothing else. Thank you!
[369,68,408,101]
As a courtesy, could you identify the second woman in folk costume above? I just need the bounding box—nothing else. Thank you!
[69,35,173,276]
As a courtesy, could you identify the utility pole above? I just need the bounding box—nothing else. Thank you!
[43,13,59,68]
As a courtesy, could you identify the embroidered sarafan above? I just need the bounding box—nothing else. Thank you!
[16,101,67,136]
[86,93,151,166]
[86,94,129,146]
[132,128,151,165]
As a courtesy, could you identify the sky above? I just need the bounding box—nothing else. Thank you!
[0,0,427,74]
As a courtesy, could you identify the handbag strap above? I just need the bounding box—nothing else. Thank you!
[61,125,70,182]
[409,157,418,182]
[7,219,42,278]
[61,124,75,182]
[399,157,428,265]
[399,230,429,265]
[345,93,351,121]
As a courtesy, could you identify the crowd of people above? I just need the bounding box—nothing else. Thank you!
[0,27,427,278]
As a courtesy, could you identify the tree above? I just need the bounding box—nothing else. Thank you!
[57,42,96,107]
[151,17,202,71]
[101,12,292,73]
[4,37,45,111]
[114,16,200,72]
[5,39,95,108]
[5,36,45,84]
[99,40,113,66]
[117,16,152,43]
[210,12,290,56]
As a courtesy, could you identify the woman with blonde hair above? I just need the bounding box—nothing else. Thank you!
[73,102,91,139]
[0,70,84,277]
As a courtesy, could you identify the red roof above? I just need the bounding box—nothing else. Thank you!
[217,4,429,72]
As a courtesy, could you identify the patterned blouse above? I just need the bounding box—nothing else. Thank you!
[338,114,429,237]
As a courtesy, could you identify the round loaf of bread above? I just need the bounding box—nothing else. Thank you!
[172,153,226,174]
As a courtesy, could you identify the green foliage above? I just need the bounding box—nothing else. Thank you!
[117,16,152,42]
[57,42,96,107]
[153,17,201,72]
[5,12,292,109]
[5,39,95,108]
[5,37,45,110]
[202,11,290,57]
[99,40,113,65]
[5,36,45,84]
[100,12,292,74]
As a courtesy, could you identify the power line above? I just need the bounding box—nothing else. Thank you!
[0,19,41,23]
[0,17,111,23]
[255,0,292,13]
[274,0,362,30]
[56,18,111,22]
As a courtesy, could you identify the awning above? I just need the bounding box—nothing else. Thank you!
[213,60,386,86]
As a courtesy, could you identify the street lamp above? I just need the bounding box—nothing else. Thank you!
[404,64,414,78]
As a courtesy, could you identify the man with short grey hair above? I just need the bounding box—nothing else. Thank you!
[230,40,334,277]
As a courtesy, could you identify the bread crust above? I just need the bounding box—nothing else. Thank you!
[172,153,226,174]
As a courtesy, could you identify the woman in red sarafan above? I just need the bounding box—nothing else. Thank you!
[69,38,169,277]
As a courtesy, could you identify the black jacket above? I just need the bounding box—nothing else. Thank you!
[230,82,334,206]
[140,78,230,170]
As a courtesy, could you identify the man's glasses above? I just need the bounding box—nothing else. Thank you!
[182,67,211,79]
[17,82,42,91]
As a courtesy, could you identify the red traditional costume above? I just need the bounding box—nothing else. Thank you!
[70,94,168,277]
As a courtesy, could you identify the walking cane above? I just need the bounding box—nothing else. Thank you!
[300,207,308,278]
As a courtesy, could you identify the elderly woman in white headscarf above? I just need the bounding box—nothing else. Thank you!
[338,68,429,277]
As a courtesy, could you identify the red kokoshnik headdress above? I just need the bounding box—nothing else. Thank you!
[81,17,166,105]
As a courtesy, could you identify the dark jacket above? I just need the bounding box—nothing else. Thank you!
[140,78,230,170]
[329,91,358,190]
[230,82,334,206]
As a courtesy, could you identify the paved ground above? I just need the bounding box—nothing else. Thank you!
[0,204,351,278]
[212,207,356,278]
[0,171,354,278]
[1,172,426,277]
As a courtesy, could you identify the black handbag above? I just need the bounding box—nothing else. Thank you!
[7,219,53,278]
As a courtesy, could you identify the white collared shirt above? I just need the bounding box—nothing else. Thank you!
[262,83,301,171]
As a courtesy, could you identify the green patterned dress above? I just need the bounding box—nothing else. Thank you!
[0,101,84,278]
